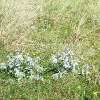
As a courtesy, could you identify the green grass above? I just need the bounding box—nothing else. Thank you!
[0,0,100,99]
[0,73,100,100]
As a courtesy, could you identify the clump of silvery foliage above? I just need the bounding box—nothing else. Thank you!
[0,48,90,81]
[50,48,87,80]
[0,51,44,81]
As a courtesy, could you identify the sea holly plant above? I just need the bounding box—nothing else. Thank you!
[0,51,45,81]
[0,48,90,81]
[50,48,82,80]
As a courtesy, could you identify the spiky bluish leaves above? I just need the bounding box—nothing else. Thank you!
[0,51,44,81]
[50,48,81,80]
[0,48,90,81]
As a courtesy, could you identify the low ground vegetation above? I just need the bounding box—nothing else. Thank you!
[0,0,100,100]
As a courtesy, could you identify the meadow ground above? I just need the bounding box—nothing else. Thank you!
[0,0,100,100]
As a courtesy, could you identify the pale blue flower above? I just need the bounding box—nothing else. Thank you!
[82,64,89,75]
[14,68,25,78]
[50,55,58,64]
[52,71,63,80]
[0,63,7,70]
